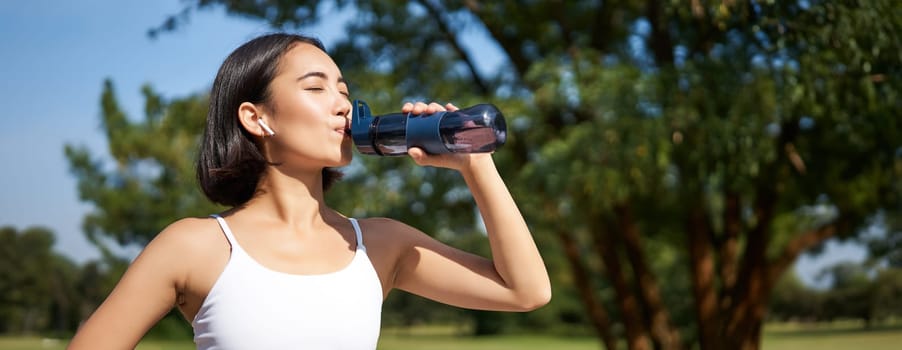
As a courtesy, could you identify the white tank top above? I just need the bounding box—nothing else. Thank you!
[192,215,383,349]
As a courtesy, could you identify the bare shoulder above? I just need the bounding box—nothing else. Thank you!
[352,217,440,259]
[355,217,425,245]
[148,217,224,251]
[159,216,226,252]
[137,216,229,272]
[353,217,426,259]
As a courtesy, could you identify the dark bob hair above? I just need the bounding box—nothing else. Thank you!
[197,33,343,207]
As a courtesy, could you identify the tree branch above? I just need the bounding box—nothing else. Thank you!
[688,1,721,56]
[718,191,742,311]
[463,1,531,77]
[591,214,651,350]
[557,227,618,349]
[645,0,675,65]
[687,201,719,350]
[768,223,839,285]
[540,192,616,349]
[417,0,490,96]
[725,180,777,346]
[551,4,575,51]
[590,0,613,51]
[615,203,683,350]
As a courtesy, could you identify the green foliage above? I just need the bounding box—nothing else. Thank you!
[769,266,902,325]
[0,226,56,333]
[65,80,221,249]
[0,227,82,335]
[866,213,902,267]
[63,0,901,346]
[768,272,825,321]
[869,268,902,321]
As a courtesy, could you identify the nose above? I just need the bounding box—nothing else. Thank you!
[335,95,351,119]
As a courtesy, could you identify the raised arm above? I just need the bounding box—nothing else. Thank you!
[390,102,551,311]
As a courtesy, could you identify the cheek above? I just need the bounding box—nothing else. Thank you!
[268,94,334,151]
[274,117,329,152]
[273,102,318,135]
[279,122,319,145]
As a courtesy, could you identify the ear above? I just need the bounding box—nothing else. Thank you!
[238,102,269,137]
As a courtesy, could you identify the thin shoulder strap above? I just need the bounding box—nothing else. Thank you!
[210,214,240,249]
[349,218,365,251]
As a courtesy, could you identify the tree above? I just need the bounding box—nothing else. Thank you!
[0,226,80,335]
[768,272,823,322]
[68,0,901,349]
[768,264,902,326]
[65,81,228,338]
[65,81,221,250]
[869,268,902,323]
[819,262,873,325]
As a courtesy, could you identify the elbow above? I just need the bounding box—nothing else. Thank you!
[516,285,552,312]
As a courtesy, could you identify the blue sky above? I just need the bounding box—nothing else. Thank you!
[0,0,866,288]
[0,0,349,261]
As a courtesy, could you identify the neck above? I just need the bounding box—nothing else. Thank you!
[244,166,336,228]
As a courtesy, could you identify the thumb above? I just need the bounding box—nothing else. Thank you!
[408,147,428,165]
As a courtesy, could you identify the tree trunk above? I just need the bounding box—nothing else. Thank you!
[723,182,778,349]
[717,191,742,313]
[592,218,651,350]
[725,302,767,350]
[615,204,683,350]
[645,0,675,64]
[557,228,618,350]
[687,202,719,350]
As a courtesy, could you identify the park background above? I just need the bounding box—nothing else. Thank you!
[0,0,899,349]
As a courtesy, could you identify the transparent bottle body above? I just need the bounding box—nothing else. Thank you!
[372,114,409,156]
[438,104,506,153]
[368,104,506,156]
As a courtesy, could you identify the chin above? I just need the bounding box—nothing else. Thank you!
[338,146,353,165]
[327,154,352,168]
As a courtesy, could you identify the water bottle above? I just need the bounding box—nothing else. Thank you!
[350,100,507,156]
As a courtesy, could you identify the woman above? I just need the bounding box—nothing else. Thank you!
[68,32,550,349]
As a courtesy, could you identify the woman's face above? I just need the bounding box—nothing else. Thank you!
[262,42,353,171]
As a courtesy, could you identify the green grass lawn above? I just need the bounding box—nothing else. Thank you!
[3,322,901,350]
[761,321,902,350]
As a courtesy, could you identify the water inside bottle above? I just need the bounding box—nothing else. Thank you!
[372,114,409,156]
[439,106,507,152]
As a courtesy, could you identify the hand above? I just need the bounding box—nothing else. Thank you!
[401,101,493,172]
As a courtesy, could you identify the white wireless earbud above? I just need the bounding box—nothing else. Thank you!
[257,119,276,136]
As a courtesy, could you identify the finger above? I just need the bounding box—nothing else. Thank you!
[426,102,445,114]
[407,147,427,165]
[401,102,415,114]
[412,102,429,115]
[445,102,459,112]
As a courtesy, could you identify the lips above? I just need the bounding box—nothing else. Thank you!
[334,127,350,138]
[337,119,351,138]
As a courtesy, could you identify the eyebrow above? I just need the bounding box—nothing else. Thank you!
[297,71,347,85]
